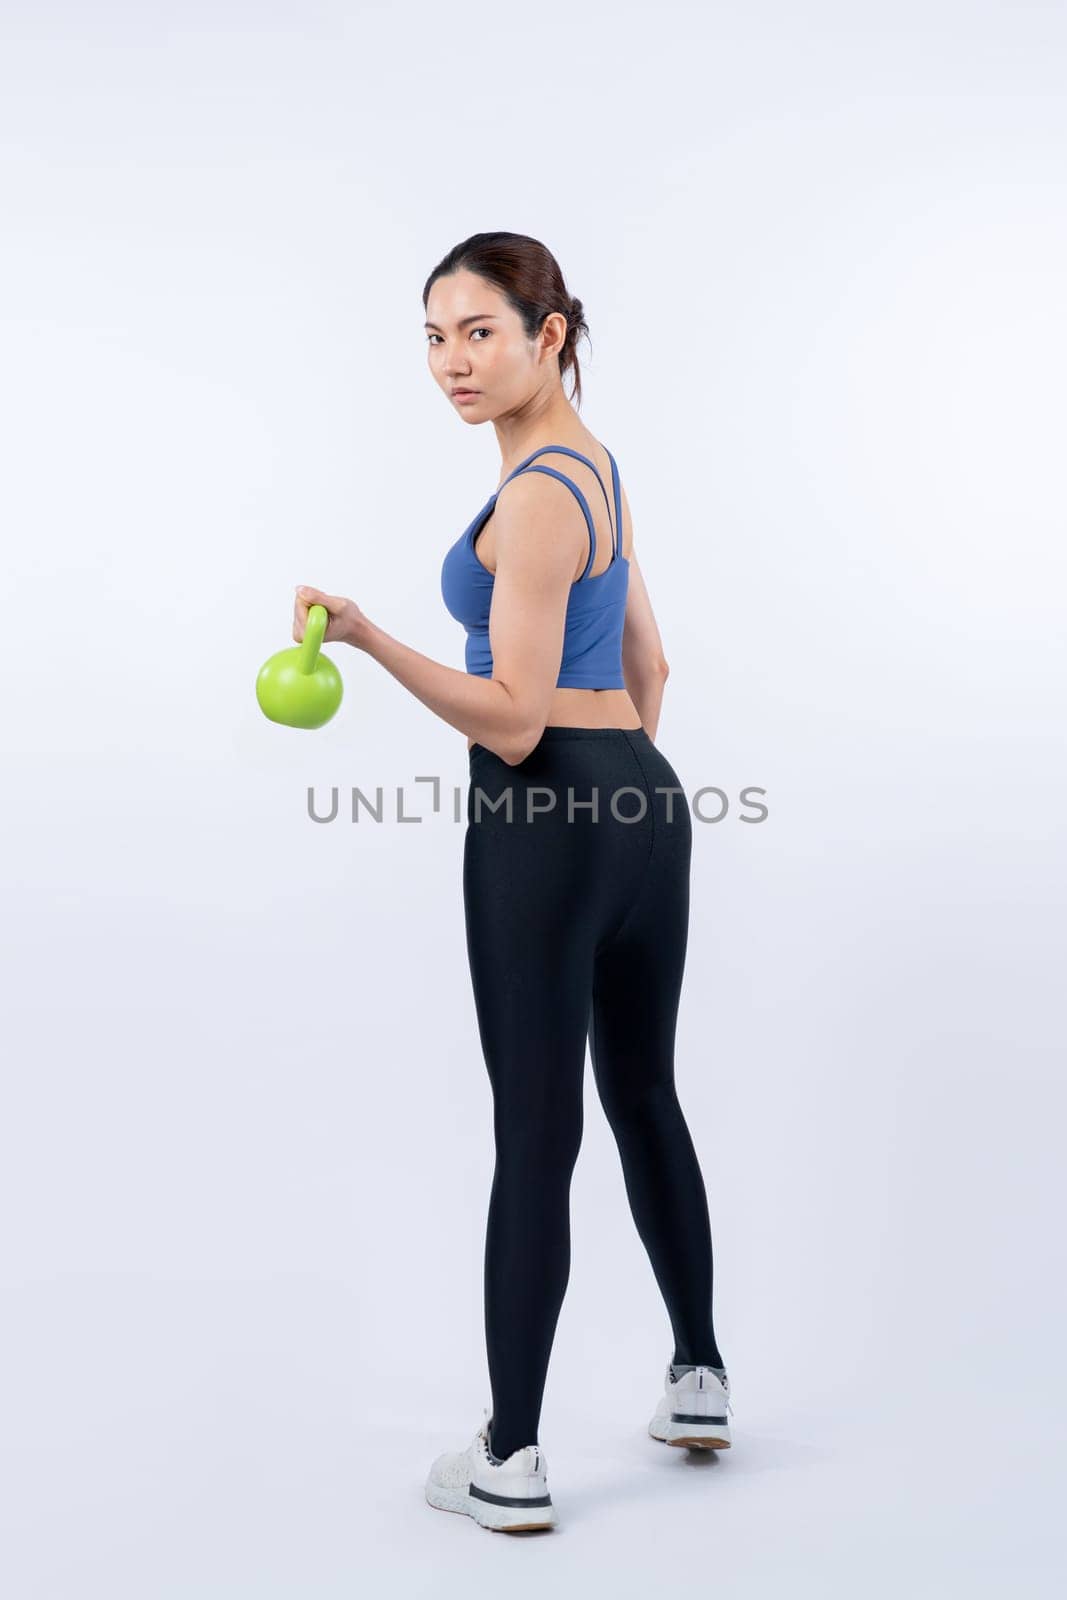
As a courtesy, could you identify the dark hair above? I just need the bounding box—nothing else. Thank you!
[422,231,591,409]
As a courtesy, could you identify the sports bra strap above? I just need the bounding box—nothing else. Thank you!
[517,465,597,580]
[497,444,619,572]
[606,448,622,561]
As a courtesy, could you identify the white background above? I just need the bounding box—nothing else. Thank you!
[1,1,1063,1594]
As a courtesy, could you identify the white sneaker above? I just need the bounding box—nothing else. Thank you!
[648,1359,733,1449]
[425,1407,558,1533]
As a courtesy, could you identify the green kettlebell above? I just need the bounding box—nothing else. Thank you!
[256,603,343,729]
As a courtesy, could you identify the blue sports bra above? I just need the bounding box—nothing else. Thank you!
[440,443,630,688]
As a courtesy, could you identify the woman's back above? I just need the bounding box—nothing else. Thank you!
[441,432,644,749]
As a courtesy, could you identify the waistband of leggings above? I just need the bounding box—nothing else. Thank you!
[534,725,650,742]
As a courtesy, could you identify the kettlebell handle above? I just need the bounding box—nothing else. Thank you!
[299,604,329,675]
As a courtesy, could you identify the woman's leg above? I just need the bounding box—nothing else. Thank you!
[463,791,596,1462]
[588,747,725,1369]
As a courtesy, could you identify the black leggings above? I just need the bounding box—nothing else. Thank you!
[463,726,724,1460]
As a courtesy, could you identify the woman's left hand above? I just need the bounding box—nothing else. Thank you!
[293,585,367,649]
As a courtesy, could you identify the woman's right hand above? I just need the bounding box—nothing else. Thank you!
[292,584,366,648]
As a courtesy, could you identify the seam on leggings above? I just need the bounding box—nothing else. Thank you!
[597,732,657,952]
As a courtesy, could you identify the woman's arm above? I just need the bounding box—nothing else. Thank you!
[620,545,670,743]
[294,473,585,766]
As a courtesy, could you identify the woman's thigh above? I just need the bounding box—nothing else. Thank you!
[462,733,655,1119]
[587,743,694,1119]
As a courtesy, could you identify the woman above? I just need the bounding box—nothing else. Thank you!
[293,232,730,1535]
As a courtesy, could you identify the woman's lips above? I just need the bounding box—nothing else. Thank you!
[453,390,480,403]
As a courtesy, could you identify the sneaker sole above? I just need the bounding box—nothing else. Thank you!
[649,1417,732,1449]
[425,1479,558,1532]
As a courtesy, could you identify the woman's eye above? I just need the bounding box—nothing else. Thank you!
[426,328,491,345]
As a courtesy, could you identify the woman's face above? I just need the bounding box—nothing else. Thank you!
[425,269,543,422]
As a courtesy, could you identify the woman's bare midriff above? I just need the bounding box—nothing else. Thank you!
[465,435,644,753]
[466,690,641,752]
